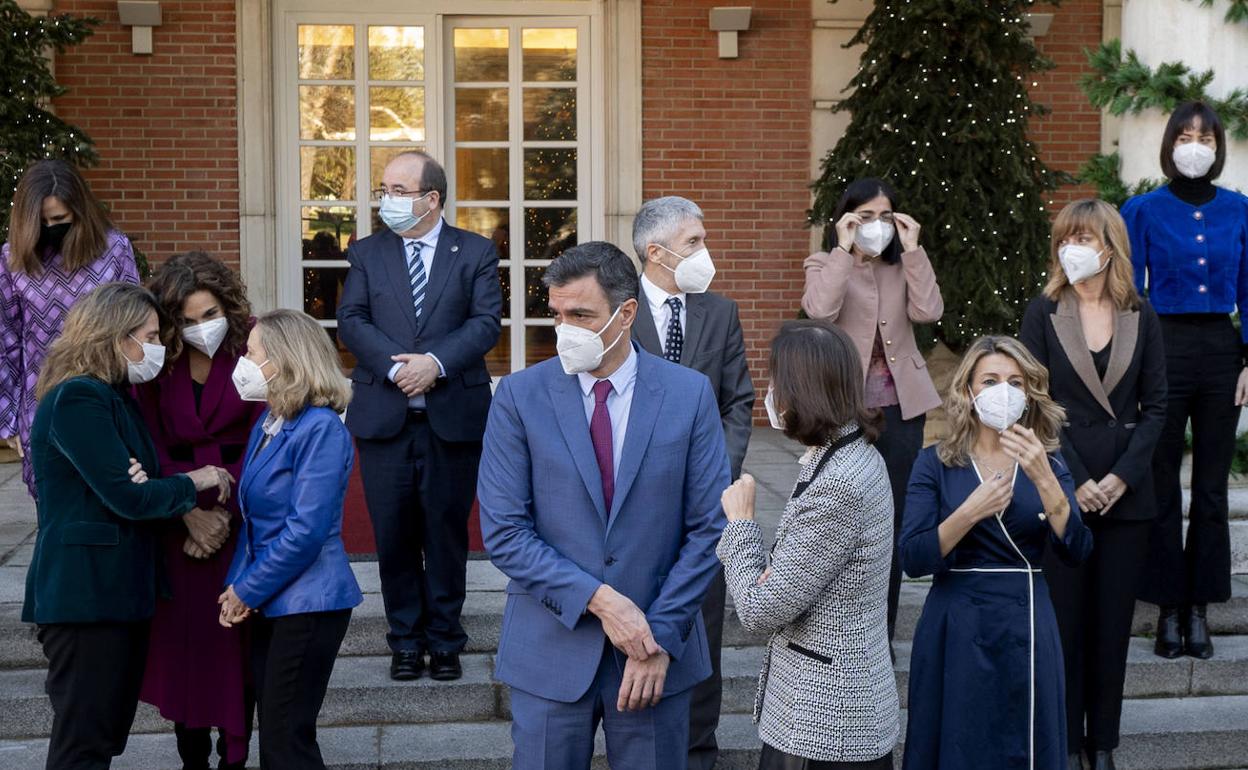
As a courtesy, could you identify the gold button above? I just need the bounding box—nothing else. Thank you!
[880,320,888,326]
[889,356,896,362]
[1194,211,1204,220]
[885,340,892,345]
[1197,234,1205,243]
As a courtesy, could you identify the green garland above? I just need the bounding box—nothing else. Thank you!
[1082,40,1248,141]
[1187,0,1248,24]
[1075,152,1162,209]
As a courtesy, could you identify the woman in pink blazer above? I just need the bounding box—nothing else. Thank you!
[802,177,944,648]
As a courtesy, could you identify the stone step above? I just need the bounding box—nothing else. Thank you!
[4,634,1248,741]
[2,697,1247,770]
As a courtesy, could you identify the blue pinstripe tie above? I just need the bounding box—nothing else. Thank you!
[408,240,427,319]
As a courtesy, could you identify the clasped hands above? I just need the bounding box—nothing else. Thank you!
[217,584,251,627]
[587,584,671,713]
[128,458,235,559]
[391,353,440,397]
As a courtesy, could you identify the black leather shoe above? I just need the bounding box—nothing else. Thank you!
[390,651,425,681]
[1067,751,1085,770]
[1154,605,1183,659]
[429,651,462,681]
[1090,750,1116,770]
[1186,604,1215,659]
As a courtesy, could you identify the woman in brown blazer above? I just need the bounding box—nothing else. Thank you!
[802,177,944,645]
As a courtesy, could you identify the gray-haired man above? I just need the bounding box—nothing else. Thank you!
[631,196,754,769]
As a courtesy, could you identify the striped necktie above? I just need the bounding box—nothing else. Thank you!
[408,240,427,319]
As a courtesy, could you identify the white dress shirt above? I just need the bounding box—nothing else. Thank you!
[640,273,687,356]
[575,345,637,479]
[387,217,446,409]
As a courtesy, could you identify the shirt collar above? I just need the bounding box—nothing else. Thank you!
[577,344,638,398]
[262,413,284,436]
[402,216,445,250]
[640,273,686,314]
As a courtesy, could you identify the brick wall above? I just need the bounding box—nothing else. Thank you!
[50,0,240,272]
[641,0,812,419]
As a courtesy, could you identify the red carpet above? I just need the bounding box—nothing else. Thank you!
[342,441,485,556]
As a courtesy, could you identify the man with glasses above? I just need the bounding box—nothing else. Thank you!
[338,150,502,682]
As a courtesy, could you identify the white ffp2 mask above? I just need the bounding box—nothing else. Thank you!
[1173,143,1216,179]
[1058,244,1108,285]
[126,336,166,384]
[181,317,229,358]
[555,304,626,375]
[656,244,716,294]
[854,219,895,257]
[232,357,273,402]
[971,382,1027,433]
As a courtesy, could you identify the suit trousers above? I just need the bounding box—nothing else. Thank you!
[357,411,481,653]
[876,405,926,641]
[1046,517,1151,752]
[758,743,894,770]
[687,567,726,769]
[510,639,694,770]
[1141,315,1238,606]
[38,621,150,770]
[251,609,351,770]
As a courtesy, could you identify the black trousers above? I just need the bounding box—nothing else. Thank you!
[174,692,255,769]
[687,566,726,770]
[38,621,150,770]
[759,743,893,770]
[876,405,926,641]
[251,609,351,770]
[1047,517,1151,753]
[357,412,481,653]
[1141,315,1238,606]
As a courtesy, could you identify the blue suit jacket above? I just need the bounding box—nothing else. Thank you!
[478,346,730,703]
[226,406,363,617]
[336,222,502,442]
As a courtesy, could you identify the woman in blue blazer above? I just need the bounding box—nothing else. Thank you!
[217,309,361,770]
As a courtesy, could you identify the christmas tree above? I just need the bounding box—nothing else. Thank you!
[0,1,98,242]
[809,0,1068,350]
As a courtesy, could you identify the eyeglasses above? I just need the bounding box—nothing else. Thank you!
[856,211,895,224]
[370,188,430,201]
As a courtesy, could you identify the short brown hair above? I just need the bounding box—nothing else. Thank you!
[1043,199,1139,311]
[6,160,113,276]
[254,310,351,420]
[147,251,252,360]
[769,319,881,447]
[1159,101,1226,180]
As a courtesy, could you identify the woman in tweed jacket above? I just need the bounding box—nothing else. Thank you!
[719,319,899,770]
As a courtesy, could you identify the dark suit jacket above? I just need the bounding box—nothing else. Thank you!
[337,221,502,443]
[632,290,754,478]
[22,376,198,624]
[1020,291,1167,521]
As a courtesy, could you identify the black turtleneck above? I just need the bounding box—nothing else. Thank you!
[1168,175,1217,206]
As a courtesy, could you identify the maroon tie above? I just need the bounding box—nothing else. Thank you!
[590,379,615,512]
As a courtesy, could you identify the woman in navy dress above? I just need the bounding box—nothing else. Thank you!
[900,335,1092,770]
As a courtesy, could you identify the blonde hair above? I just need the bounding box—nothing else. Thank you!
[36,283,161,400]
[1042,199,1139,311]
[936,335,1066,467]
[255,309,351,419]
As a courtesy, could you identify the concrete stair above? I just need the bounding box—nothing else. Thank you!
[1,561,1247,768]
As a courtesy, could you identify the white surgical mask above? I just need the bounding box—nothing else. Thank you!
[378,191,433,233]
[232,357,273,402]
[656,244,716,294]
[971,382,1027,433]
[555,304,625,375]
[1173,143,1216,180]
[854,219,895,257]
[126,335,166,384]
[764,386,785,430]
[1058,244,1109,285]
[181,317,229,358]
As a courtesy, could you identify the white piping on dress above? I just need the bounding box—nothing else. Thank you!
[965,460,1035,770]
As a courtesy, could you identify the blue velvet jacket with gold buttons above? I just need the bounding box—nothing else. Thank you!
[1121,185,1248,340]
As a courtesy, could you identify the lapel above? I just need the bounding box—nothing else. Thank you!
[418,222,459,331]
[240,410,295,502]
[197,349,235,431]
[1103,308,1140,397]
[631,296,664,356]
[679,294,706,367]
[550,369,610,525]
[1049,291,1115,419]
[378,230,420,336]
[607,348,664,534]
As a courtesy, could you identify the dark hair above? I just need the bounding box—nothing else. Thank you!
[6,159,113,276]
[770,319,881,447]
[824,177,902,264]
[542,241,639,310]
[395,150,448,208]
[147,251,252,360]
[1159,101,1227,181]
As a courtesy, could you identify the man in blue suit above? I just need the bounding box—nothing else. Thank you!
[337,151,502,682]
[478,241,729,769]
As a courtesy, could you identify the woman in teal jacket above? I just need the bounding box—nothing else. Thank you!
[22,282,232,770]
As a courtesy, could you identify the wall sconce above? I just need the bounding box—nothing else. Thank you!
[117,1,162,55]
[709,6,752,59]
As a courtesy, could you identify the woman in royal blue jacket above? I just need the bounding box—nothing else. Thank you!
[1121,101,1248,661]
[217,309,361,770]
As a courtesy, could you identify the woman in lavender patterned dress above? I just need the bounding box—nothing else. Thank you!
[0,160,140,498]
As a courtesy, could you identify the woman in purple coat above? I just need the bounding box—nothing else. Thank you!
[0,160,140,498]
[135,252,265,770]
